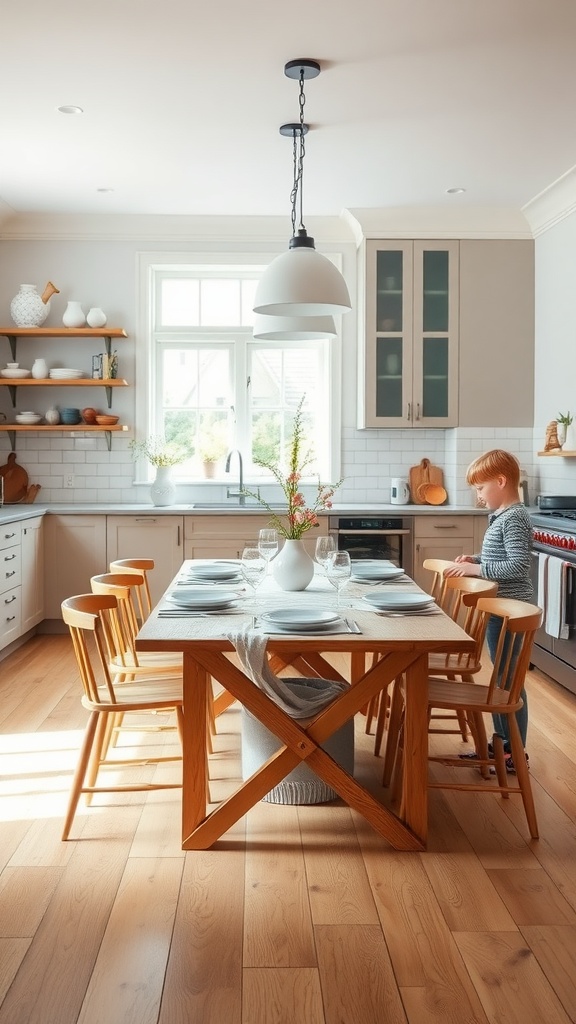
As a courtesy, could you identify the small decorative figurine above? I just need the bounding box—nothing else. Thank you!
[544,420,562,451]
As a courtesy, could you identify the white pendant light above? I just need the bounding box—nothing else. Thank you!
[253,59,352,318]
[253,312,336,340]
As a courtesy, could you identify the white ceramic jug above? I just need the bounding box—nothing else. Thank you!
[31,358,49,379]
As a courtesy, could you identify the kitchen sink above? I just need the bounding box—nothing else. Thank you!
[188,502,286,510]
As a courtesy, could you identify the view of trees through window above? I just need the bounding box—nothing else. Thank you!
[150,267,333,480]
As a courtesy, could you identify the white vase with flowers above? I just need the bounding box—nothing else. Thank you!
[242,397,342,591]
[129,435,190,506]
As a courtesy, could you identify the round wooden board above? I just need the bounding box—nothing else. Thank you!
[0,452,29,503]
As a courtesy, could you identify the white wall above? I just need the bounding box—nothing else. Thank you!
[533,209,576,497]
[0,219,536,506]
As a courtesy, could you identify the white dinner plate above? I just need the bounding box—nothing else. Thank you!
[188,565,242,581]
[261,608,340,630]
[261,620,346,634]
[351,566,405,581]
[362,592,435,611]
[167,587,238,609]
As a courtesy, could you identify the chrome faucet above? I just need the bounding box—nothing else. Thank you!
[225,448,245,505]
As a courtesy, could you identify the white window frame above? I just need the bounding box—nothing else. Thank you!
[135,251,343,485]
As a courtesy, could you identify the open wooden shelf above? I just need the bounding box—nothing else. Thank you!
[537,450,576,457]
[0,378,128,387]
[0,327,127,338]
[0,423,128,452]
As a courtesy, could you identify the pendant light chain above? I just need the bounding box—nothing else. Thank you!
[289,70,307,237]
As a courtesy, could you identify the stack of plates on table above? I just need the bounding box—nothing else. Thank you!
[362,591,438,614]
[49,368,84,379]
[259,608,341,633]
[181,561,242,585]
[165,586,239,610]
[351,561,405,583]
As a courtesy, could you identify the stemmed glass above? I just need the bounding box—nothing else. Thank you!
[240,545,267,608]
[258,528,278,574]
[326,550,352,611]
[314,535,336,574]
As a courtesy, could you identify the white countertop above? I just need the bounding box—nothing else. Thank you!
[0,501,492,526]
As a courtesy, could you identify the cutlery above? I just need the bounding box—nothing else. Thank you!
[345,618,362,633]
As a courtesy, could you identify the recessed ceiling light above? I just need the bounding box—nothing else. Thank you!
[96,188,115,193]
[445,187,466,195]
[57,105,84,115]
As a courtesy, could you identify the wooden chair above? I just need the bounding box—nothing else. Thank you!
[381,574,498,781]
[373,573,498,761]
[61,593,183,840]
[91,572,182,678]
[390,597,543,839]
[109,558,155,622]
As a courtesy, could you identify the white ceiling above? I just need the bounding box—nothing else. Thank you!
[2,0,576,220]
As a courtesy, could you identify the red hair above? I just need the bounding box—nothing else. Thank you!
[466,449,520,488]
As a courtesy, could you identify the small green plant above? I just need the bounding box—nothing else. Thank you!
[557,411,573,426]
[129,436,189,467]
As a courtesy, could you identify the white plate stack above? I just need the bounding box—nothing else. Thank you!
[49,368,84,379]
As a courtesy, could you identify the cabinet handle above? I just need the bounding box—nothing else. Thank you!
[7,615,16,622]
[177,525,181,546]
[4,594,16,604]
[135,518,155,522]
[407,403,411,421]
[4,553,16,561]
[415,403,421,421]
[434,525,457,530]
[6,570,16,578]
[3,532,15,540]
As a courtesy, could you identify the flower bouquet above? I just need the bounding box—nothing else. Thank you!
[242,397,341,539]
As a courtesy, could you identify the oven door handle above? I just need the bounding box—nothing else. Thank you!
[330,529,412,536]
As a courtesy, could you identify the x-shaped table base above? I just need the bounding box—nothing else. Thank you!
[180,644,430,851]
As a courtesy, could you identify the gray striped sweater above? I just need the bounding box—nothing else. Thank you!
[473,503,533,600]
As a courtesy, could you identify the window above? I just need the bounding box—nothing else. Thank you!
[140,259,340,482]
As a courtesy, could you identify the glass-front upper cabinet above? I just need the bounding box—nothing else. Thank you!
[359,239,459,428]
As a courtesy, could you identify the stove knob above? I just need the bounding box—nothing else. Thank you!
[561,536,568,548]
[569,537,576,550]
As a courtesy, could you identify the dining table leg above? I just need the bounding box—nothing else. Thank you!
[181,651,209,840]
[401,652,429,844]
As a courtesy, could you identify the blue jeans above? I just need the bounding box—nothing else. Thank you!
[485,615,528,750]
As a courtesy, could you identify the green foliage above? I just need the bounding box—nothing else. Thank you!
[129,435,190,467]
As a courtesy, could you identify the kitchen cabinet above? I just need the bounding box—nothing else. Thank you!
[107,515,183,607]
[413,515,475,591]
[43,514,107,619]
[458,240,534,427]
[21,516,44,632]
[0,327,129,450]
[0,521,22,648]
[184,515,328,561]
[359,240,459,428]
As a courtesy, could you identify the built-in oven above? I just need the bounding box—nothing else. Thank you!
[328,516,413,576]
[530,501,576,695]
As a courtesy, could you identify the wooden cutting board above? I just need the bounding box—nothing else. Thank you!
[408,458,445,504]
[0,452,29,503]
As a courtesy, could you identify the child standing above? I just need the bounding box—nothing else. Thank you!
[444,449,533,772]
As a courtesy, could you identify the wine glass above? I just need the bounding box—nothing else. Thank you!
[258,528,278,573]
[314,535,336,573]
[326,550,352,610]
[240,545,267,607]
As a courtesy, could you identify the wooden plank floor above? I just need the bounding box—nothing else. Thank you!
[1,634,576,1023]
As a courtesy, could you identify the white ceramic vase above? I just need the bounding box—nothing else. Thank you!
[45,406,60,424]
[564,423,576,452]
[31,358,49,379]
[62,301,86,328]
[272,538,315,592]
[86,307,107,328]
[10,284,49,328]
[150,466,176,507]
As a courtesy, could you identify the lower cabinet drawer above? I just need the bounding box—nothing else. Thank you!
[0,586,22,649]
[0,523,22,552]
[414,516,475,540]
[0,545,22,595]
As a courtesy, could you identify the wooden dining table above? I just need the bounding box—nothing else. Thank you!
[135,561,474,852]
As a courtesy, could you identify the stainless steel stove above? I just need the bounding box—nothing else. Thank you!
[529,497,576,693]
